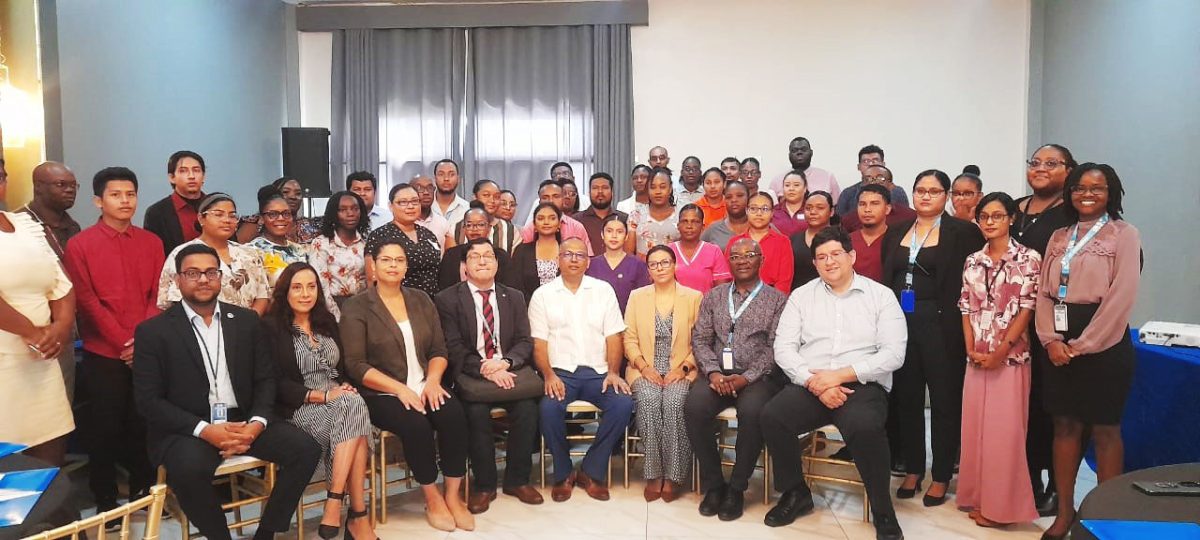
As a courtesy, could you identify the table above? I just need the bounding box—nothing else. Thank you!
[0,454,73,540]
[1116,330,1200,471]
[1072,463,1200,540]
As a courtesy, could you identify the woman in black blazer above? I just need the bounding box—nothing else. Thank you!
[880,169,985,506]
[266,262,375,540]
[505,202,562,300]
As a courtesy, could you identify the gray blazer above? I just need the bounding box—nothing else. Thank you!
[339,285,448,394]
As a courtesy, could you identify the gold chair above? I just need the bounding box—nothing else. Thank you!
[464,406,508,496]
[24,484,168,540]
[622,425,644,488]
[372,430,414,524]
[539,400,614,488]
[802,425,870,522]
[696,407,771,504]
[156,456,277,539]
[293,452,376,539]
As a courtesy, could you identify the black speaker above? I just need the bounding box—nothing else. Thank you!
[281,127,331,197]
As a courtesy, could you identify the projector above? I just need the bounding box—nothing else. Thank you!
[1139,321,1200,347]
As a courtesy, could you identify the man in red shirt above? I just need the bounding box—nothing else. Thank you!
[841,165,915,232]
[64,167,166,517]
[850,184,892,283]
[143,150,206,254]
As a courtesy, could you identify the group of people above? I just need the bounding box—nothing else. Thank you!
[0,137,1139,540]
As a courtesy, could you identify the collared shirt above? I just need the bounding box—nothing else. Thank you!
[572,207,628,255]
[691,281,788,383]
[432,195,470,225]
[770,202,807,238]
[367,206,392,232]
[467,281,503,360]
[840,202,917,232]
[850,228,887,283]
[18,206,81,256]
[528,275,626,374]
[158,239,271,310]
[519,214,595,256]
[310,232,367,317]
[675,188,704,207]
[771,166,840,201]
[959,239,1041,365]
[615,196,646,216]
[182,302,268,436]
[774,274,908,391]
[835,183,910,217]
[417,212,451,252]
[694,196,727,227]
[171,192,203,245]
[63,220,165,359]
[454,218,522,253]
[727,230,794,293]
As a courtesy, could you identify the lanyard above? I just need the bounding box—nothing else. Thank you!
[191,314,224,401]
[1058,214,1109,300]
[726,280,764,342]
[984,260,1008,306]
[905,217,941,288]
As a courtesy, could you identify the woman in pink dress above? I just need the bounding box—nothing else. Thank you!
[957,192,1041,527]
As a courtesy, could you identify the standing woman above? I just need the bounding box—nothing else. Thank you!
[624,246,701,503]
[950,166,984,223]
[249,186,310,290]
[789,191,836,291]
[957,193,1042,528]
[881,170,983,507]
[507,202,562,302]
[561,180,582,214]
[728,193,793,293]
[340,239,473,532]
[311,191,371,317]
[1035,164,1140,540]
[267,263,376,540]
[586,215,650,314]
[496,190,519,223]
[159,193,271,315]
[771,170,809,237]
[695,168,728,228]
[365,183,442,297]
[275,176,322,243]
[669,205,731,295]
[627,168,679,258]
[617,164,652,215]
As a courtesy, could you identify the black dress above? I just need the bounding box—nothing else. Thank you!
[366,223,442,297]
[789,231,819,291]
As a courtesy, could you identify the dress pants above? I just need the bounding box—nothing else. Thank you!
[464,397,539,491]
[364,393,468,485]
[684,375,781,493]
[82,352,153,505]
[762,382,898,524]
[539,367,634,484]
[157,422,321,540]
[894,301,965,483]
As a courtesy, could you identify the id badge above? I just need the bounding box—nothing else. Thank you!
[720,347,735,373]
[900,289,916,313]
[211,402,228,424]
[1053,304,1069,332]
[978,309,994,329]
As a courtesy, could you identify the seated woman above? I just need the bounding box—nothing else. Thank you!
[624,245,701,503]
[266,262,376,540]
[249,186,310,290]
[340,239,472,532]
[507,202,561,301]
[586,214,650,313]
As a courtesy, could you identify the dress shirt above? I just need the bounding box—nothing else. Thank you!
[771,166,840,201]
[528,275,626,374]
[519,214,595,256]
[182,302,268,436]
[468,281,503,360]
[573,206,628,255]
[774,274,907,391]
[675,188,704,207]
[171,192,202,245]
[691,281,788,383]
[418,212,451,251]
[367,206,392,231]
[432,195,470,225]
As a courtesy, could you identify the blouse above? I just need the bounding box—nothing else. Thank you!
[309,232,368,304]
[958,239,1041,365]
[366,222,442,297]
[670,241,732,295]
[729,229,794,293]
[158,238,271,310]
[695,197,727,227]
[585,254,651,313]
[249,236,310,289]
[629,206,680,255]
[0,212,74,354]
[771,203,808,237]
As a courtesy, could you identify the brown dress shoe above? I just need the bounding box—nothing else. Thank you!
[644,478,663,502]
[467,490,496,514]
[575,471,610,501]
[660,480,682,503]
[503,485,545,505]
[551,471,576,502]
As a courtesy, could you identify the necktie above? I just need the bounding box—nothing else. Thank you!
[478,289,496,359]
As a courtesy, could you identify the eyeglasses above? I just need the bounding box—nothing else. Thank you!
[647,260,674,270]
[392,198,421,208]
[742,170,762,178]
[40,181,79,190]
[863,175,889,184]
[262,210,292,220]
[181,269,222,282]
[978,212,1011,224]
[1027,159,1067,170]
[913,188,946,198]
[746,206,772,215]
[950,191,979,199]
[463,222,490,230]
[412,185,434,194]
[466,252,497,262]
[376,256,407,266]
[728,252,761,263]
[1070,185,1109,196]
[202,210,240,222]
[559,251,588,262]
[814,250,848,263]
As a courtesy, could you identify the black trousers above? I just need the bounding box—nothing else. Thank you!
[81,352,153,504]
[464,397,539,491]
[364,393,468,485]
[157,422,320,540]
[893,301,965,483]
[762,382,898,523]
[684,376,780,492]
[1026,333,1055,494]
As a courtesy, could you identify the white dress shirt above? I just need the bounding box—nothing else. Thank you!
[773,273,908,391]
[432,195,470,225]
[183,302,268,437]
[417,212,451,251]
[468,281,503,360]
[367,206,392,231]
[528,275,626,374]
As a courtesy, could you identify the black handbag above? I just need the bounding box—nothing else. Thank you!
[455,364,544,403]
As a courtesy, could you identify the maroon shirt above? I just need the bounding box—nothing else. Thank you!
[172,191,202,244]
[63,221,165,359]
[840,202,917,232]
[850,229,886,283]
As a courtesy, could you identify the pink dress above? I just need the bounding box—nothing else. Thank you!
[670,241,731,295]
[956,238,1041,523]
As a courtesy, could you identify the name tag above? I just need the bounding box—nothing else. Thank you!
[721,347,735,373]
[211,402,228,424]
[900,289,916,313]
[1053,304,1069,333]
[978,309,994,329]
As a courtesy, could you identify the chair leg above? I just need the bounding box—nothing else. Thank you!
[230,474,244,536]
[380,435,389,524]
[540,435,547,489]
[623,427,630,489]
[763,447,771,505]
[296,498,305,540]
[464,456,471,498]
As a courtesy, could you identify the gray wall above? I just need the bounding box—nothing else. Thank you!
[1031,0,1200,325]
[53,0,289,224]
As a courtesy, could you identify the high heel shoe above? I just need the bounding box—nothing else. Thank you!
[1039,514,1077,540]
[343,506,378,540]
[895,475,923,499]
[318,491,346,540]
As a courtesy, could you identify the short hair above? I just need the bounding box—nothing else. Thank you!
[866,164,894,182]
[588,172,614,189]
[724,180,749,195]
[369,238,407,259]
[810,226,853,256]
[913,169,951,191]
[678,203,704,222]
[805,190,840,226]
[257,185,286,213]
[975,192,1017,221]
[550,161,573,174]
[388,182,415,202]
[1034,143,1078,169]
[433,158,459,174]
[537,179,561,195]
[168,150,205,175]
[346,171,377,190]
[790,136,811,146]
[646,244,676,264]
[472,179,499,194]
[739,157,761,169]
[1062,163,1125,222]
[92,166,139,197]
[858,145,885,162]
[175,243,219,272]
[461,237,496,263]
[320,191,371,239]
[720,157,740,167]
[858,183,892,204]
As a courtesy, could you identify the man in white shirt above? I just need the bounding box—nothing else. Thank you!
[346,171,391,231]
[432,159,470,225]
[529,238,632,502]
[761,227,906,540]
[675,156,704,206]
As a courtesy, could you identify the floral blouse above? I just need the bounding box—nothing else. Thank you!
[158,238,271,310]
[958,238,1041,365]
[310,232,367,318]
[628,206,679,255]
[249,236,310,290]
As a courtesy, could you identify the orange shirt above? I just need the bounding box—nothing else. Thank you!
[695,196,727,227]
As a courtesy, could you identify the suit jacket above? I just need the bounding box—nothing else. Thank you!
[623,284,702,385]
[437,244,512,293]
[338,286,448,393]
[132,302,276,462]
[143,195,187,256]
[434,281,533,384]
[264,320,346,420]
[506,242,558,302]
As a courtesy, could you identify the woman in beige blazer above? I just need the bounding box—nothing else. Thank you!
[624,245,702,503]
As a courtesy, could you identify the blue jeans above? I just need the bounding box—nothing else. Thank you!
[539,367,634,484]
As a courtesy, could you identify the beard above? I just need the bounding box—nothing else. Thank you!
[591,199,611,210]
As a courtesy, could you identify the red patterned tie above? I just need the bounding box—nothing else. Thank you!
[479,289,496,359]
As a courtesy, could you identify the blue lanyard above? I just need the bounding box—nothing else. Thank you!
[904,217,941,288]
[1058,215,1109,301]
[726,280,764,342]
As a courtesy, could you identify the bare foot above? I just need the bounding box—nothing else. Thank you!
[973,514,1006,528]
[1043,511,1076,538]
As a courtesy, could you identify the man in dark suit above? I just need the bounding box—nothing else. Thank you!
[438,207,511,292]
[143,150,206,255]
[133,243,319,540]
[435,238,543,514]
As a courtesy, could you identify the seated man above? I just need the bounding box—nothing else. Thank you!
[762,227,906,540]
[529,238,632,502]
[438,206,511,291]
[435,238,542,513]
[685,238,788,521]
[133,244,320,540]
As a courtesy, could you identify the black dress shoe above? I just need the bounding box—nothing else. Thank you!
[922,492,947,507]
[763,489,815,527]
[895,476,923,499]
[717,489,745,521]
[1035,491,1059,517]
[830,446,854,462]
[890,463,906,478]
[698,485,725,517]
[874,516,904,540]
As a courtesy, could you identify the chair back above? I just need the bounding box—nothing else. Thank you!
[24,484,167,540]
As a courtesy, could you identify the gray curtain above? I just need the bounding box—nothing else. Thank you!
[330,29,378,191]
[591,24,634,200]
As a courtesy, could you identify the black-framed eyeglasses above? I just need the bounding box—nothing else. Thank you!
[181,269,222,282]
[262,210,292,220]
